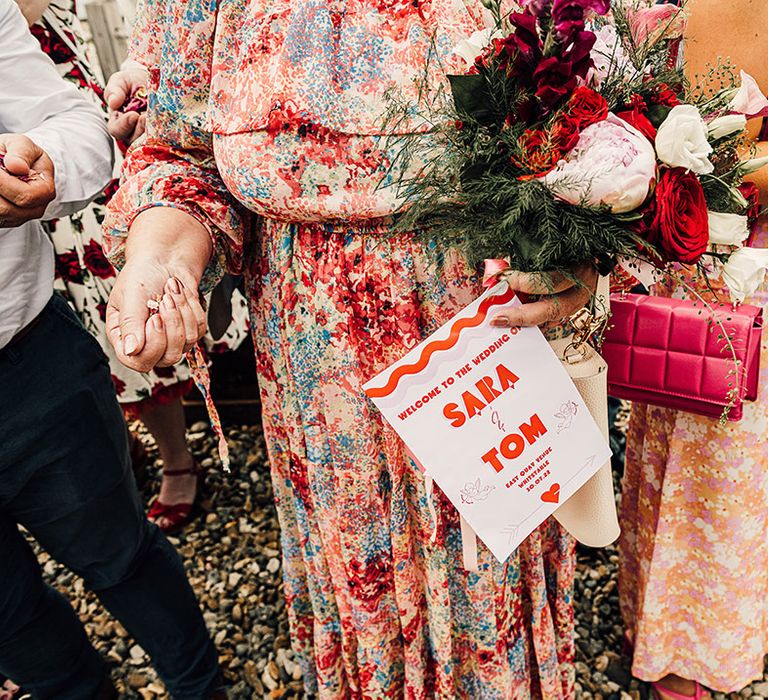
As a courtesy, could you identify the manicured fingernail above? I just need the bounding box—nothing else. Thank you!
[491,317,510,327]
[162,294,175,310]
[152,315,163,331]
[123,334,138,356]
[169,277,181,294]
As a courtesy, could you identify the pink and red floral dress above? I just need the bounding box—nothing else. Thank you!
[105,0,577,696]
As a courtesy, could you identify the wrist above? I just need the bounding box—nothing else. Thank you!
[126,206,213,281]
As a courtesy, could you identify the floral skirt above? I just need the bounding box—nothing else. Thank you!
[245,218,576,699]
[619,226,768,692]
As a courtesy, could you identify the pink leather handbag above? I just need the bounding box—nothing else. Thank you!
[602,294,764,421]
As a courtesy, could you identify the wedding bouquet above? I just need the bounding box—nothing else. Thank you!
[394,0,768,301]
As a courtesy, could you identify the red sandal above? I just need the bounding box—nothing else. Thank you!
[147,465,203,534]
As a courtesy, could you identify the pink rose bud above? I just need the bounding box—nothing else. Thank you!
[729,71,768,120]
[626,3,686,46]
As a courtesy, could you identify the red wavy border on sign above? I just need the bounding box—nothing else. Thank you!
[365,286,516,399]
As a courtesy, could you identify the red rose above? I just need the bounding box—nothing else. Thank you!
[55,250,84,283]
[551,113,580,152]
[739,181,761,226]
[566,85,609,130]
[738,181,761,246]
[82,240,116,279]
[514,129,562,176]
[616,106,657,141]
[111,374,127,396]
[652,168,709,264]
[648,83,681,107]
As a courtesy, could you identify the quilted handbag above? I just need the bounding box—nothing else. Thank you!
[602,294,764,421]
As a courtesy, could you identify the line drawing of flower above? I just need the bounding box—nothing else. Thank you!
[460,478,495,505]
[555,400,579,432]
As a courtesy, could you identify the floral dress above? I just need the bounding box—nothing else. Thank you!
[619,220,768,692]
[32,0,249,412]
[104,0,577,697]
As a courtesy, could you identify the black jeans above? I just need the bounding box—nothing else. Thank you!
[0,294,221,699]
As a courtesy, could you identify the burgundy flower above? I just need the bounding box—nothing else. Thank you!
[82,240,116,279]
[533,56,579,109]
[520,0,551,14]
[552,0,610,31]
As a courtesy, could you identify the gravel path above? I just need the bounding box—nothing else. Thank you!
[24,414,768,699]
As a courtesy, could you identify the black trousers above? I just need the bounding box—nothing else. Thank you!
[0,294,220,699]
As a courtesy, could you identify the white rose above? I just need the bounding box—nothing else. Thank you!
[707,212,750,246]
[655,104,714,174]
[707,113,747,140]
[453,28,500,69]
[722,247,768,302]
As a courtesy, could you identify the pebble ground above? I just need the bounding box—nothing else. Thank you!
[23,412,768,699]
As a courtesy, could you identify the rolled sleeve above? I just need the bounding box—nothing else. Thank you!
[103,0,246,292]
[0,0,113,219]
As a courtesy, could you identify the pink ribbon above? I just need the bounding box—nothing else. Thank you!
[482,258,511,288]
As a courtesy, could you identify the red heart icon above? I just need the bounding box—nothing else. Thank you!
[540,483,560,504]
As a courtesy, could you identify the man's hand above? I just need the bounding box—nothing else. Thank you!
[104,65,149,146]
[490,265,599,328]
[0,133,55,227]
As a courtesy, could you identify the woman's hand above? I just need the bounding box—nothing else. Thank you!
[490,265,598,328]
[106,207,213,372]
[104,63,150,146]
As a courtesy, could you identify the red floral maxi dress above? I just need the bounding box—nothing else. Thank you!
[104,0,576,697]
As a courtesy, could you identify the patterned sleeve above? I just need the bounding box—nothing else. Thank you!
[103,0,245,288]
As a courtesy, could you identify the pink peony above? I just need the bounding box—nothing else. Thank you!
[539,113,656,213]
[626,3,686,46]
[729,71,768,119]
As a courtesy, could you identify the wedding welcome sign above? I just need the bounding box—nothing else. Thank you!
[364,282,612,562]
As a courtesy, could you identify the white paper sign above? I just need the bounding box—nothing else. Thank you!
[364,282,612,562]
